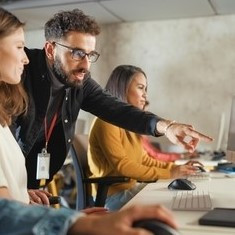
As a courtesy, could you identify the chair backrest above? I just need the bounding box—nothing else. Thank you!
[70,134,93,210]
[73,134,91,175]
[70,133,131,210]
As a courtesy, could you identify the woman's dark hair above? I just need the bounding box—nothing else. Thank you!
[44,9,100,41]
[105,65,147,102]
[0,8,28,126]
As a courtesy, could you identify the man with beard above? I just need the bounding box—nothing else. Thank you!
[12,9,212,204]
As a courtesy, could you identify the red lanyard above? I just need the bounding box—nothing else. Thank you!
[44,112,58,150]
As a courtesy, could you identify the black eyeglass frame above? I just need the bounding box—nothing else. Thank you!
[53,41,100,63]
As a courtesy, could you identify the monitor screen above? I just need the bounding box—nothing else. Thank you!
[226,96,235,163]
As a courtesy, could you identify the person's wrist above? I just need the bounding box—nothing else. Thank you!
[164,120,176,136]
[156,119,176,135]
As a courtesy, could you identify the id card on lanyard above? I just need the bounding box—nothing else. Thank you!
[36,111,58,181]
[36,148,50,180]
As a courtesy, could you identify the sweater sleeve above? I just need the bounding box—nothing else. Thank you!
[90,120,173,181]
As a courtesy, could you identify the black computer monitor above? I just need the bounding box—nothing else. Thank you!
[226,96,235,163]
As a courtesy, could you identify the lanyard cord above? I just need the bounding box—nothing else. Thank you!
[44,112,58,150]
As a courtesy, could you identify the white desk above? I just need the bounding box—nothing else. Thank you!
[124,172,235,235]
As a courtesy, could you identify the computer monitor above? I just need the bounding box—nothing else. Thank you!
[226,96,235,163]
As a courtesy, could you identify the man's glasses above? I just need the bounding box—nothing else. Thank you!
[53,41,100,63]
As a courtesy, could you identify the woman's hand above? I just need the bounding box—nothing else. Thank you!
[28,189,51,205]
[170,164,198,178]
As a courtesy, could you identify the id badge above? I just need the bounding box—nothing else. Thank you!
[36,148,50,180]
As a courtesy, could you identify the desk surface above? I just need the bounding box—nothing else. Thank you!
[124,172,235,235]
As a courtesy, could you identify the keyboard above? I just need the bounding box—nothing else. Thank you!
[187,172,211,181]
[172,190,212,211]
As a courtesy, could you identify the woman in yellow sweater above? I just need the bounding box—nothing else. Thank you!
[88,65,199,211]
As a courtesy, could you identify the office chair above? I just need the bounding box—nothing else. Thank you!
[70,134,130,210]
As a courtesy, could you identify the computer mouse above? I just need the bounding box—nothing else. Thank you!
[212,151,225,161]
[168,178,196,190]
[197,166,206,172]
[133,219,180,235]
[48,196,61,205]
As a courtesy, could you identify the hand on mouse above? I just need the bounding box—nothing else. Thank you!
[28,189,51,205]
[170,164,198,178]
[69,205,178,235]
[184,160,207,173]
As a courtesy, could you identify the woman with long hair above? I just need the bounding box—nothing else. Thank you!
[88,65,199,211]
[0,8,30,203]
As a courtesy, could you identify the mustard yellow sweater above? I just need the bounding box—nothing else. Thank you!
[88,118,174,196]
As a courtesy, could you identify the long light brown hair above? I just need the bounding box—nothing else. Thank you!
[0,8,28,126]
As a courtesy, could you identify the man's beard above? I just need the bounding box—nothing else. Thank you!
[52,56,89,87]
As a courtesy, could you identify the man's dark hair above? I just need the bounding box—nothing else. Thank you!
[44,9,100,41]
